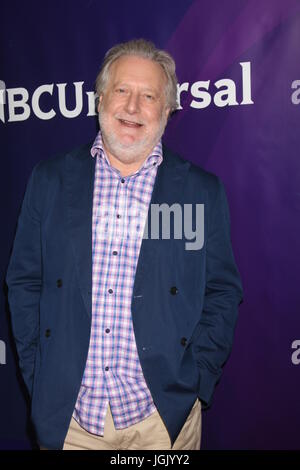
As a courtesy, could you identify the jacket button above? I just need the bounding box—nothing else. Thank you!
[170,286,178,295]
[56,279,63,288]
[180,337,187,347]
[45,329,51,338]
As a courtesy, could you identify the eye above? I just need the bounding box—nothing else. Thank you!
[144,94,154,101]
[116,88,126,94]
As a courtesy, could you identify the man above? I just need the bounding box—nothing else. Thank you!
[6,39,243,450]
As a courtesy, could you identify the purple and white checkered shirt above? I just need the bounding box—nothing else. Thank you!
[73,131,162,435]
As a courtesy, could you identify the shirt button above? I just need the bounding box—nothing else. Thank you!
[105,328,110,334]
[113,251,118,255]
[105,366,109,371]
[117,214,121,219]
[108,289,113,294]
[121,178,125,183]
[170,286,178,295]
[181,337,187,347]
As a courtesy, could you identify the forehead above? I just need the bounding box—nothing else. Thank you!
[108,55,167,90]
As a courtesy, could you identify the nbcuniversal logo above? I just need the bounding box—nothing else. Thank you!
[0,340,6,365]
[0,62,254,124]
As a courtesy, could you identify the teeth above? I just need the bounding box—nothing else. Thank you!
[120,119,141,126]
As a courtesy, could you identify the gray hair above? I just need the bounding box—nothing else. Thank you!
[95,39,178,113]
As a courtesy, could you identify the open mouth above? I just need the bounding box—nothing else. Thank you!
[118,118,143,128]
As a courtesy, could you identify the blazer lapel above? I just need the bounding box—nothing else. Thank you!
[132,148,190,299]
[66,144,95,318]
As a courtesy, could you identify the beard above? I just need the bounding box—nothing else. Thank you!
[98,108,167,164]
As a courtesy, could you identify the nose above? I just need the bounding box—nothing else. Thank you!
[124,92,140,114]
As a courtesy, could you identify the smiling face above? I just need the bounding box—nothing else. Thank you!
[97,55,170,171]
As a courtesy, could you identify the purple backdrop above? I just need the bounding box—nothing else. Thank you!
[1,0,300,450]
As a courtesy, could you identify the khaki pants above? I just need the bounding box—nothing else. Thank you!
[49,399,201,450]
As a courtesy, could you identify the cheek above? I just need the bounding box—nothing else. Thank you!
[99,95,118,114]
[146,108,164,125]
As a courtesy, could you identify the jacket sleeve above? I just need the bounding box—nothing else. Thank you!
[194,177,243,408]
[6,164,43,397]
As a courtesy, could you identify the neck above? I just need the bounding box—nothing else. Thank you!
[102,143,152,177]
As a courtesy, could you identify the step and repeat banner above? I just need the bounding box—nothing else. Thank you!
[1,0,300,450]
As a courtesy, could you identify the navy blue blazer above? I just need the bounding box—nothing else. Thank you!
[6,143,243,449]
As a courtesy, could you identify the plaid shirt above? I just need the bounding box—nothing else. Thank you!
[73,131,163,435]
